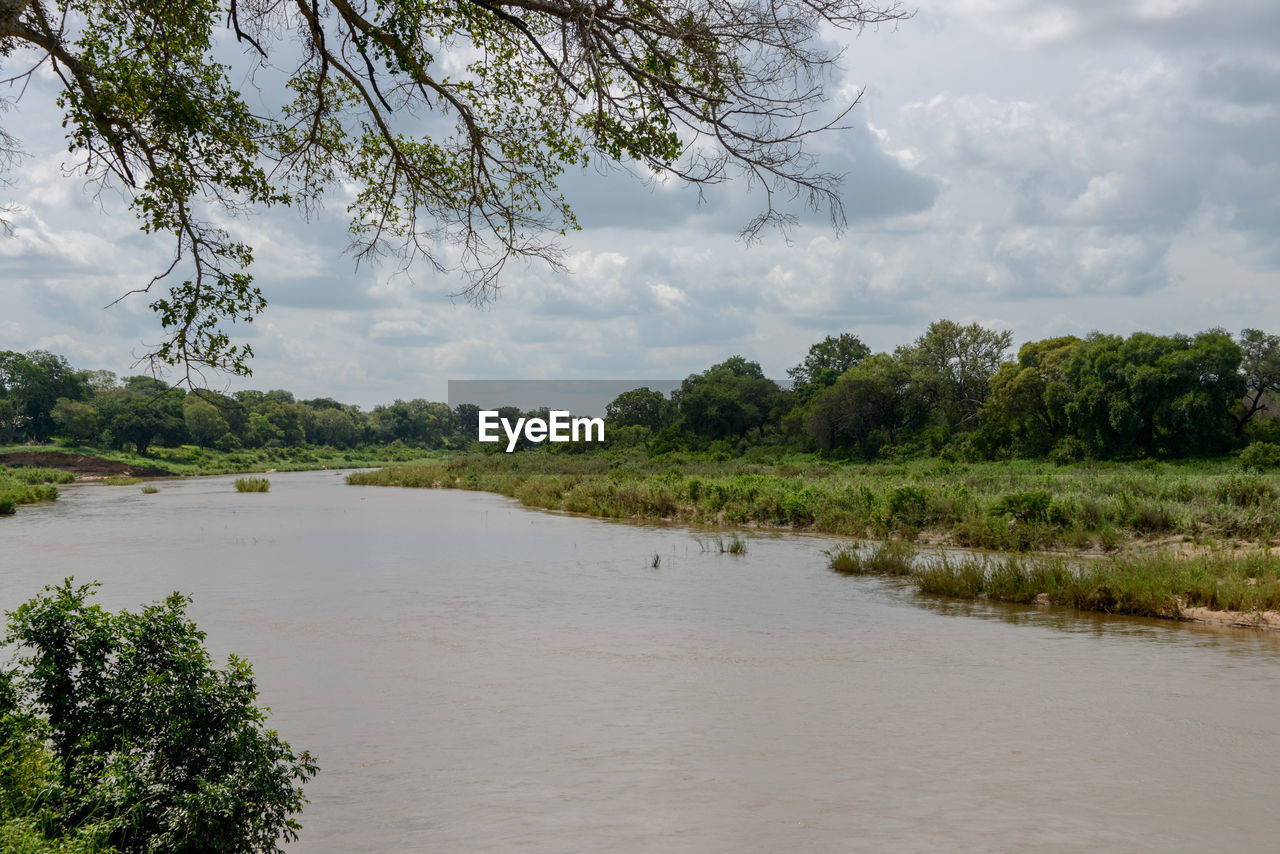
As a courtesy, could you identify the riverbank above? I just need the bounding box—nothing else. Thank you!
[345,452,1279,553]
[829,541,1280,630]
[0,444,443,514]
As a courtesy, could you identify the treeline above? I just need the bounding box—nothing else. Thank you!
[601,322,1280,461]
[3,320,1279,460]
[0,352,454,453]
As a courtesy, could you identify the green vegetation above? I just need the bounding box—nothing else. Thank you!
[348,453,1280,552]
[825,540,917,576]
[0,467,71,513]
[235,477,271,493]
[140,485,158,495]
[828,546,1280,621]
[1,581,316,853]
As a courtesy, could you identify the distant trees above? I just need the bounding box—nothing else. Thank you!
[674,357,784,441]
[4,321,1278,461]
[0,351,87,442]
[605,388,674,433]
[1237,328,1280,434]
[787,334,871,395]
[803,354,915,456]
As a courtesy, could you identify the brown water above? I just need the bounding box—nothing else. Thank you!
[3,470,1280,852]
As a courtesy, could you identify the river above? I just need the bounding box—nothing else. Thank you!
[2,470,1279,852]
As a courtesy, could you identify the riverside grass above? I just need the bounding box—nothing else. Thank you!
[234,476,270,493]
[0,466,74,513]
[345,452,1280,552]
[833,542,1280,621]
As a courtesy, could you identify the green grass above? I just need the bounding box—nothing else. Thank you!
[140,485,159,494]
[346,452,1280,552]
[0,442,443,477]
[825,540,917,576]
[234,476,270,493]
[828,543,1280,621]
[0,466,71,513]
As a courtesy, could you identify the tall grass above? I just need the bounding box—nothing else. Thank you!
[825,540,916,576]
[234,476,270,493]
[911,550,1280,618]
[347,453,1280,552]
[0,465,69,513]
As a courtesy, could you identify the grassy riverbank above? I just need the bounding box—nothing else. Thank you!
[0,443,441,514]
[828,541,1280,626]
[347,452,1280,552]
[0,466,76,513]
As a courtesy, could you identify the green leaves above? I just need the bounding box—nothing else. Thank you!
[5,0,908,377]
[4,580,317,854]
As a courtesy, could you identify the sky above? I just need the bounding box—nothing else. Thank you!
[3,0,1279,409]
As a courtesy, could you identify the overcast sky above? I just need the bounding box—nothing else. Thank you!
[3,0,1279,408]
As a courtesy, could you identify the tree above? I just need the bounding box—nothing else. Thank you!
[973,336,1080,457]
[803,352,914,457]
[0,350,89,442]
[898,320,1013,435]
[4,579,317,854]
[50,396,100,443]
[1,0,908,379]
[1236,328,1280,434]
[185,395,232,447]
[787,333,871,391]
[95,378,186,453]
[605,387,673,433]
[676,357,783,441]
[1056,331,1243,458]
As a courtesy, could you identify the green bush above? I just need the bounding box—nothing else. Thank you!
[989,490,1052,523]
[234,476,271,493]
[3,581,317,854]
[886,485,933,528]
[1240,441,1280,472]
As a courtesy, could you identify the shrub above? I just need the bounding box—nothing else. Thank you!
[1214,475,1276,507]
[1240,441,1280,472]
[989,490,1052,523]
[886,485,933,528]
[235,477,271,493]
[0,498,14,516]
[4,581,317,854]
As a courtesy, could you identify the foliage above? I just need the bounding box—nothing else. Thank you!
[1240,441,1280,472]
[3,580,317,854]
[606,388,674,433]
[352,450,1280,550]
[1236,328,1280,432]
[787,334,871,396]
[234,476,271,493]
[674,357,783,441]
[1,0,908,376]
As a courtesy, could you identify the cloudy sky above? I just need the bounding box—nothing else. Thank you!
[3,0,1279,408]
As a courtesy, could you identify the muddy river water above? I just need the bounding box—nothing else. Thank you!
[3,469,1279,852]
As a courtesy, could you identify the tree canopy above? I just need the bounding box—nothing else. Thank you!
[0,0,907,379]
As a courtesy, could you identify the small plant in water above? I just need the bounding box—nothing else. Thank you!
[825,540,916,576]
[235,476,271,493]
[717,533,747,555]
[141,485,159,494]
[651,553,662,568]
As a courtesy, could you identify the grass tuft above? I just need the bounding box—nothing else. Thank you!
[234,476,270,493]
[826,540,917,576]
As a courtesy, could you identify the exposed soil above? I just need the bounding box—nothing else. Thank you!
[0,451,176,479]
